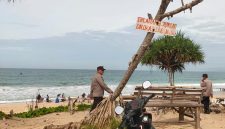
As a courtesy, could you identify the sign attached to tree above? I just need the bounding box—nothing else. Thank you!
[136,17,176,36]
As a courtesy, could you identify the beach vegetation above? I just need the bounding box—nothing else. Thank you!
[0,111,7,120]
[14,103,91,118]
[81,117,121,129]
[77,103,92,111]
[109,117,121,129]
[80,125,98,129]
[14,106,68,118]
[141,31,204,86]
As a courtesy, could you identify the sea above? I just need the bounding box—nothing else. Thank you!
[0,68,225,103]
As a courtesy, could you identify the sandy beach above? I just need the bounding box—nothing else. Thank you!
[1,110,225,129]
[0,96,225,129]
[0,111,87,129]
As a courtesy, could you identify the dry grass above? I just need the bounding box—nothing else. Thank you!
[81,97,115,128]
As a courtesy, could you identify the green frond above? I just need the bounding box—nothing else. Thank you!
[141,30,205,85]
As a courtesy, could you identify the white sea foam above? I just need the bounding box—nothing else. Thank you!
[0,82,225,103]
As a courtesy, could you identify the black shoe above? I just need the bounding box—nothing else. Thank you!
[204,111,210,114]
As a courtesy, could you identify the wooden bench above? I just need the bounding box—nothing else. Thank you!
[121,86,203,129]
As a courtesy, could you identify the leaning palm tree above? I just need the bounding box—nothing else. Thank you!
[141,31,204,86]
[82,1,203,128]
[41,1,203,128]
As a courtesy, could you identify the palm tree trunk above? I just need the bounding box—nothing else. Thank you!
[172,72,175,86]
[168,69,173,86]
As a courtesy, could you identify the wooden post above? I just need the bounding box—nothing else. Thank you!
[195,107,200,129]
[170,88,175,103]
[138,89,141,97]
[68,97,72,114]
[178,107,185,121]
[119,94,124,106]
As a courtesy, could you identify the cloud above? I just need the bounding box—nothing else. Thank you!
[0,0,225,70]
[0,46,28,51]
[1,22,39,28]
[0,24,225,71]
[0,0,153,39]
[167,17,225,45]
[0,28,146,69]
[2,0,224,40]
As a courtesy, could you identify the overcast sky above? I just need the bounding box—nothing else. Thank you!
[0,0,225,71]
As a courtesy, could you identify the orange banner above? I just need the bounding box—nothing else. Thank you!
[136,17,176,36]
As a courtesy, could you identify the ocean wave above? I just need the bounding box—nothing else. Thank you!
[0,83,225,103]
[173,83,225,88]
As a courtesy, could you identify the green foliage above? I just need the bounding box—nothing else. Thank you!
[77,104,91,111]
[13,103,91,118]
[81,117,121,129]
[142,31,204,85]
[81,125,98,129]
[0,111,7,120]
[109,117,121,129]
[14,106,68,118]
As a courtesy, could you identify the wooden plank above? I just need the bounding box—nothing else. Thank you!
[135,88,202,93]
[172,98,200,101]
[135,87,175,91]
[148,99,199,102]
[154,120,195,123]
[134,92,202,96]
[121,96,202,104]
[121,95,136,100]
[121,96,200,101]
[146,101,203,107]
[135,86,202,90]
[134,92,173,96]
[175,89,202,92]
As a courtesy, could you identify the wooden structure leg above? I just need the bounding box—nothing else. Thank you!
[195,107,200,129]
[179,107,185,121]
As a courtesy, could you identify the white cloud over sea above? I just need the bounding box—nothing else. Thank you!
[0,0,225,71]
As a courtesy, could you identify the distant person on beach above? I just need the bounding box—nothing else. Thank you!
[36,94,44,103]
[82,93,86,99]
[61,93,66,102]
[81,93,86,102]
[46,94,50,102]
[200,73,213,114]
[55,94,60,103]
[90,66,113,112]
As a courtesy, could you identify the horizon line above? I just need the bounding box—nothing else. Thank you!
[0,67,224,72]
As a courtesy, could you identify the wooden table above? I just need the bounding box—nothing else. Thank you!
[121,86,204,129]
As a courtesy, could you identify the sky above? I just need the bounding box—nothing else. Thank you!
[0,0,225,71]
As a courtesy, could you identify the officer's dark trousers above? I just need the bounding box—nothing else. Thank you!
[90,97,103,112]
[201,96,210,113]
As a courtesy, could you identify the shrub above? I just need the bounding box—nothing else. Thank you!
[81,117,121,129]
[14,104,91,118]
[109,117,121,129]
[77,104,91,111]
[0,111,7,120]
[14,106,68,118]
